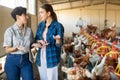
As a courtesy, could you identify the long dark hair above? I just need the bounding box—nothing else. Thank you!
[41,4,58,22]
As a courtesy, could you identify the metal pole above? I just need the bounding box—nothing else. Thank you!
[104,0,107,28]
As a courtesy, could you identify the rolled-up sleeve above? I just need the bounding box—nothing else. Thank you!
[56,24,62,37]
[56,23,64,45]
[3,28,12,47]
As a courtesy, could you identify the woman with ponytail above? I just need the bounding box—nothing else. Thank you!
[32,4,64,80]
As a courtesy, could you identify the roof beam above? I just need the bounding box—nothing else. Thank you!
[50,0,82,5]
[39,0,48,3]
[54,2,104,11]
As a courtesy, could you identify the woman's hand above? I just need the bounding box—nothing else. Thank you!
[53,35,61,45]
[37,40,49,46]
[16,46,27,51]
[5,46,18,53]
[37,40,44,45]
[32,43,42,48]
[32,40,49,48]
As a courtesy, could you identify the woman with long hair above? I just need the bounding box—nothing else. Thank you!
[32,4,64,80]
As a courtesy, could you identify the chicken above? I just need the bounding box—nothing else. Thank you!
[61,51,67,62]
[31,47,38,62]
[92,56,107,76]
[74,40,82,51]
[85,56,107,80]
[85,69,96,80]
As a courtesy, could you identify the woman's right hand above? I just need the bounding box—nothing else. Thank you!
[37,40,44,45]
[5,46,18,53]
[32,43,42,48]
[37,40,49,46]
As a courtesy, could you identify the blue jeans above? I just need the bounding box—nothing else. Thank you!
[4,53,34,80]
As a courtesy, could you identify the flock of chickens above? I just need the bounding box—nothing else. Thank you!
[60,24,120,80]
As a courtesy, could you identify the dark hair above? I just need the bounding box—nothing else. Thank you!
[11,6,26,21]
[41,4,58,21]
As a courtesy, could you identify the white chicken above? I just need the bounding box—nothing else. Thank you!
[92,55,107,76]
[61,51,67,62]
[85,69,96,80]
[85,56,107,79]
[71,35,78,45]
[74,40,82,51]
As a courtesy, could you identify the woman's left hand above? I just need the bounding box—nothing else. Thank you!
[53,35,61,45]
[17,46,28,52]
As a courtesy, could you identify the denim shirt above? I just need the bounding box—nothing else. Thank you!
[35,20,64,68]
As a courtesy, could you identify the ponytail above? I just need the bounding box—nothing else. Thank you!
[52,12,58,22]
